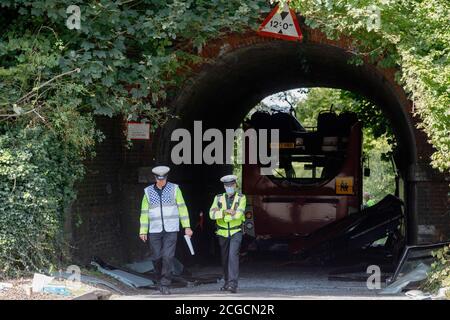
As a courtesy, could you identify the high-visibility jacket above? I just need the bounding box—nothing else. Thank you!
[209,192,246,238]
[139,182,190,234]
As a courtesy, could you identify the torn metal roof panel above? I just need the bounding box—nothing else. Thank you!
[91,262,154,288]
[125,258,154,274]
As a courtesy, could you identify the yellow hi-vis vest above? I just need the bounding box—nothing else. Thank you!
[139,182,190,234]
[209,192,246,238]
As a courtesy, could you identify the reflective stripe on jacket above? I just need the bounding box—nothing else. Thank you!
[139,182,190,234]
[209,192,246,238]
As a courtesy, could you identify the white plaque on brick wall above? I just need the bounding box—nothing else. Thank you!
[127,122,150,140]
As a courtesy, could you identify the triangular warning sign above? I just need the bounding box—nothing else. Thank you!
[257,3,303,42]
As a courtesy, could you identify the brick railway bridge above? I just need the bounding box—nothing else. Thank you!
[67,20,450,265]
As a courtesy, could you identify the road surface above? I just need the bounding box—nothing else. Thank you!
[112,257,408,300]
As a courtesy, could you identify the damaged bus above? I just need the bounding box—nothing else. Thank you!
[241,109,404,261]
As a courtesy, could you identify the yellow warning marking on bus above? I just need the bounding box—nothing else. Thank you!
[336,177,354,195]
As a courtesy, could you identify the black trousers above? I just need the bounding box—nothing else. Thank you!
[148,231,178,286]
[218,231,243,288]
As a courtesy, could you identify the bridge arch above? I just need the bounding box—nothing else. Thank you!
[70,22,449,264]
[155,26,427,244]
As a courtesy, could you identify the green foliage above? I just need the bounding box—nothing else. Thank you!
[0,0,270,275]
[289,0,450,172]
[362,136,396,202]
[0,0,269,122]
[294,88,392,141]
[422,244,450,296]
[0,0,271,157]
[295,87,396,200]
[0,126,84,278]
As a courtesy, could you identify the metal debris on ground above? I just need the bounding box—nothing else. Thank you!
[379,241,450,297]
[380,262,430,294]
[91,261,154,289]
[125,258,154,273]
[300,195,404,262]
[42,284,72,296]
[124,256,184,277]
[405,290,432,300]
[53,271,126,295]
[404,288,450,300]
[388,241,450,284]
[124,257,220,287]
[91,257,220,291]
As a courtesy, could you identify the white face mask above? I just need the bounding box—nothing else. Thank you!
[225,186,235,195]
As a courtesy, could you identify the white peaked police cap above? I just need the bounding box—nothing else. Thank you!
[220,175,237,185]
[152,166,170,178]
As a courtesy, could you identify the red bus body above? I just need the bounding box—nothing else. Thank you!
[242,112,363,253]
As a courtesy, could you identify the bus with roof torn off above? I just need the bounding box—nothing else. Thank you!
[241,109,404,261]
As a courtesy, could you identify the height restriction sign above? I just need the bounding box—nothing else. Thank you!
[257,3,303,42]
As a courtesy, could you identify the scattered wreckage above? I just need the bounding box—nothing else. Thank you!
[89,257,221,291]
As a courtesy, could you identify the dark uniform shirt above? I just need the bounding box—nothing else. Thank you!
[225,193,236,210]
[154,184,165,197]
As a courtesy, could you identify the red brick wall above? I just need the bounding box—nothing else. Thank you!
[67,117,127,265]
[411,118,450,243]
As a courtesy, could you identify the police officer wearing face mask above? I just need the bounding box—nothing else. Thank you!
[209,175,246,293]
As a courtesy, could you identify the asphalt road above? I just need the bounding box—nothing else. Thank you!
[112,257,408,300]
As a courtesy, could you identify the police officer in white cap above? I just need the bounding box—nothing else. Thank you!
[139,165,193,295]
[209,174,246,293]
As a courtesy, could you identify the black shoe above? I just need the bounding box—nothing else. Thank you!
[220,282,230,291]
[159,286,171,295]
[229,286,237,293]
